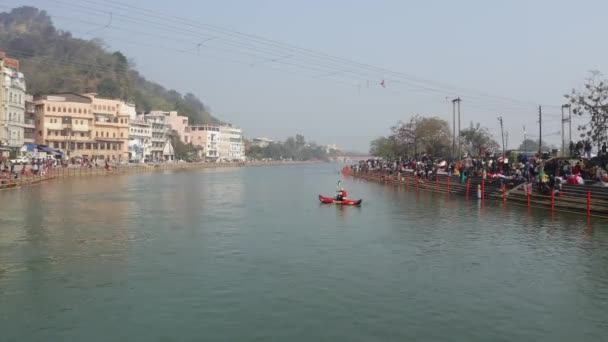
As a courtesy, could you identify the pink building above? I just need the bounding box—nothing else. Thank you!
[149,110,190,144]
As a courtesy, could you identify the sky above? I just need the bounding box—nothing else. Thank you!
[3,0,608,152]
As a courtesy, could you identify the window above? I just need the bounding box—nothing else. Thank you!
[120,133,123,137]
[52,107,56,112]
[53,142,59,148]
[63,107,66,113]
[68,108,72,113]
[86,143,91,149]
[47,106,51,112]
[113,133,116,138]
[96,131,99,137]
[80,133,85,137]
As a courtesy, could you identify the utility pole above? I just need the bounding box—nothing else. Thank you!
[452,97,461,160]
[561,104,565,157]
[451,98,456,160]
[538,106,542,156]
[498,116,505,157]
[457,97,461,160]
[566,104,572,157]
[505,131,509,151]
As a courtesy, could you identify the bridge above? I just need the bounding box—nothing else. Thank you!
[329,155,373,163]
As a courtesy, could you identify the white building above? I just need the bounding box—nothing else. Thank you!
[251,137,273,148]
[128,114,151,162]
[144,112,174,161]
[0,60,26,150]
[219,125,245,161]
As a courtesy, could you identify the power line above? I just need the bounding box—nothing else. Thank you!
[11,0,561,111]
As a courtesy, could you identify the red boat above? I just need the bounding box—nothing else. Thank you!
[318,195,362,206]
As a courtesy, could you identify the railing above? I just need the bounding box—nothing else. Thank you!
[349,168,608,219]
[0,161,310,190]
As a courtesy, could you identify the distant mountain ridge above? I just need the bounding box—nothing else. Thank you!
[0,6,221,125]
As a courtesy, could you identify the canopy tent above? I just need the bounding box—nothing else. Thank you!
[21,143,36,153]
[36,145,64,155]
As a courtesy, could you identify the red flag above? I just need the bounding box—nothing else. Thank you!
[380,80,386,88]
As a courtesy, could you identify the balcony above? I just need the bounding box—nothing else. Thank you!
[24,119,35,128]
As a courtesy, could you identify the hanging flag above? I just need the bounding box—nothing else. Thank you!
[380,80,386,88]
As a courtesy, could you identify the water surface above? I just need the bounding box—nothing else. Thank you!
[1,164,607,341]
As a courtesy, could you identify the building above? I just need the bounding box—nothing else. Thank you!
[326,144,342,154]
[189,124,220,161]
[34,93,131,161]
[0,53,26,151]
[219,125,245,161]
[251,137,274,148]
[84,93,130,161]
[143,111,174,161]
[34,93,94,158]
[128,115,151,162]
[24,94,36,144]
[150,110,190,144]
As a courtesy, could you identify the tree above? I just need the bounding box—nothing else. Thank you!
[459,122,500,157]
[415,117,451,157]
[168,130,196,161]
[369,136,397,159]
[517,139,551,152]
[565,71,608,149]
[371,115,452,159]
[97,78,121,99]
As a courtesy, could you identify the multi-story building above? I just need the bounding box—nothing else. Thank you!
[24,94,36,144]
[128,115,151,162]
[150,110,190,144]
[143,111,174,161]
[84,93,130,161]
[219,124,245,161]
[189,124,220,161]
[34,93,131,161]
[34,93,94,158]
[0,54,26,150]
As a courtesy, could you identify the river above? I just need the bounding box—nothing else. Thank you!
[1,164,607,341]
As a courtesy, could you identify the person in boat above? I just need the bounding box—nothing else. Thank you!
[335,181,348,201]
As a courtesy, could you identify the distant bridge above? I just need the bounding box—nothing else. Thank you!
[329,155,373,163]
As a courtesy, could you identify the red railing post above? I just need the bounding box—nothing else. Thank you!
[527,188,531,208]
[466,179,470,199]
[587,190,591,217]
[551,189,555,211]
[447,176,451,192]
[503,184,506,204]
[415,174,419,191]
[481,179,485,201]
[435,175,439,193]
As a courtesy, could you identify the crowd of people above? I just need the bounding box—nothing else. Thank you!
[0,156,115,185]
[351,148,608,195]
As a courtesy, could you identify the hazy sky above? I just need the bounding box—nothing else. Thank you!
[4,0,608,152]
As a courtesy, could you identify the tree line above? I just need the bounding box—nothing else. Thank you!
[247,135,328,161]
[370,115,499,160]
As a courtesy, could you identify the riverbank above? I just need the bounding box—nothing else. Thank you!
[0,160,316,191]
[348,168,608,219]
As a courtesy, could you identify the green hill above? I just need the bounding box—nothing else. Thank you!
[0,6,221,125]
